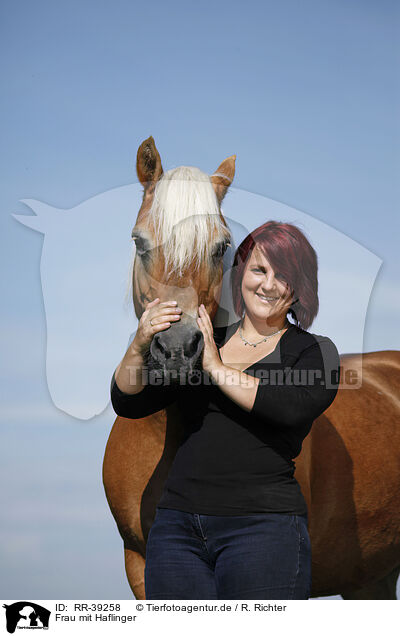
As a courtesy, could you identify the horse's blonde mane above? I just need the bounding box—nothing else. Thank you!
[148,166,230,275]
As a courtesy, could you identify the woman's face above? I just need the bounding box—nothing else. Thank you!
[241,247,292,324]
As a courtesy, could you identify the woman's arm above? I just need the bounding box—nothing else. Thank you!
[114,298,181,395]
[110,298,182,418]
[197,304,340,427]
[111,370,178,419]
[208,364,260,410]
[197,303,260,409]
[248,339,340,427]
[113,342,147,395]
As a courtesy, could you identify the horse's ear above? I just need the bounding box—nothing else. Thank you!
[211,155,236,203]
[136,136,163,190]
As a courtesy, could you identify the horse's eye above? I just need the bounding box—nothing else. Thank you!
[132,234,150,257]
[212,241,231,261]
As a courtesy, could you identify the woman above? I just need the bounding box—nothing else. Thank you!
[111,221,340,600]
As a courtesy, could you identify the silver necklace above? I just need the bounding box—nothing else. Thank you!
[239,317,288,347]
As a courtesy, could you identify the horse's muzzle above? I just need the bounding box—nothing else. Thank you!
[149,323,204,376]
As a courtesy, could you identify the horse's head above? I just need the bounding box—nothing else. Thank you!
[131,136,235,377]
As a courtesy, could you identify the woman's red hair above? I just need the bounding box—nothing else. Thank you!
[230,221,319,330]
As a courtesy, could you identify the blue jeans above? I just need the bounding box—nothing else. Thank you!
[145,507,312,600]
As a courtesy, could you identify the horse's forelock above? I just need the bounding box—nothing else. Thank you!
[147,166,230,275]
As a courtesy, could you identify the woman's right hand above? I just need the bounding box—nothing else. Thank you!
[131,298,182,354]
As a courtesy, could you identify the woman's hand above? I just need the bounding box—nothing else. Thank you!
[132,298,182,354]
[197,304,224,375]
[197,303,259,411]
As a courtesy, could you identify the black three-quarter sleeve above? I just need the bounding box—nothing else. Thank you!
[250,337,340,428]
[110,371,179,419]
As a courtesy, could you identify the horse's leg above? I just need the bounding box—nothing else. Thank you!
[341,566,400,600]
[124,548,146,599]
[103,412,182,598]
[103,415,166,597]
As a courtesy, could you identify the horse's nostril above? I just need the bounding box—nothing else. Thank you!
[184,331,203,358]
[192,331,202,350]
[153,334,166,355]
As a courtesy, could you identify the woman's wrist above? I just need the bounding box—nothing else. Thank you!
[208,361,227,384]
[114,341,146,394]
[129,339,145,358]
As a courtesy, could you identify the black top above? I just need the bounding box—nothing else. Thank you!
[111,322,340,516]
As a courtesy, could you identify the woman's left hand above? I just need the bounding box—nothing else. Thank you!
[197,304,224,375]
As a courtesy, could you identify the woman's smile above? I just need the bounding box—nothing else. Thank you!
[255,292,280,304]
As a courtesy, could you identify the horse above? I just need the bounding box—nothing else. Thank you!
[296,350,400,599]
[103,136,235,599]
[103,138,400,600]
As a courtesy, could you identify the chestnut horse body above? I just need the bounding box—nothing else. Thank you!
[103,138,400,599]
[296,350,400,599]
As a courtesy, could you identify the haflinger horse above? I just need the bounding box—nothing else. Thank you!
[103,136,235,599]
[103,137,400,600]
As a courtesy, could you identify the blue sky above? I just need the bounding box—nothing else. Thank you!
[1,0,399,599]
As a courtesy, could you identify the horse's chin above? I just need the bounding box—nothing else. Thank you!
[144,351,204,387]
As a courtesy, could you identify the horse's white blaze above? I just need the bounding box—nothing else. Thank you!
[147,166,231,276]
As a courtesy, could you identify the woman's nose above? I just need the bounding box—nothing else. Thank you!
[261,271,277,291]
